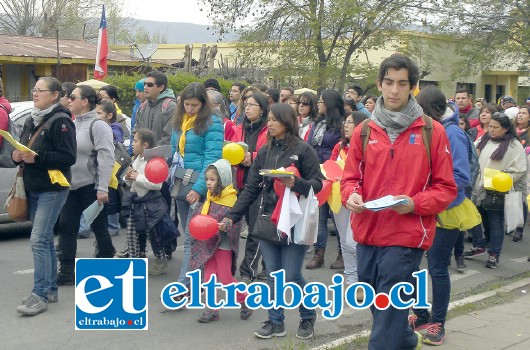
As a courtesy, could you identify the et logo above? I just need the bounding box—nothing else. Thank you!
[75,259,148,330]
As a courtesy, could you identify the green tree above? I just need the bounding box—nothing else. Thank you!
[434,0,529,76]
[201,0,431,92]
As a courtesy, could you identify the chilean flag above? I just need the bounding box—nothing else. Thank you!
[94,5,108,80]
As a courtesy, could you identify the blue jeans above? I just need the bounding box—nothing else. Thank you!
[28,189,69,301]
[314,203,338,249]
[471,207,505,256]
[176,199,192,286]
[259,239,316,325]
[414,227,460,325]
[357,244,424,350]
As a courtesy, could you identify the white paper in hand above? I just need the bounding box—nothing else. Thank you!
[83,200,104,226]
[363,195,408,211]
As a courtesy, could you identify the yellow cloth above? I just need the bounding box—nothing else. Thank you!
[436,198,482,230]
[527,194,530,210]
[178,113,196,157]
[108,162,121,190]
[328,181,342,214]
[201,184,238,215]
[483,167,501,190]
[115,103,122,115]
[48,170,70,187]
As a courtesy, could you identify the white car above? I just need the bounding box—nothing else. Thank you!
[0,102,131,221]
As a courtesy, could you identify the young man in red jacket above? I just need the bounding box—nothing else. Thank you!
[341,54,457,349]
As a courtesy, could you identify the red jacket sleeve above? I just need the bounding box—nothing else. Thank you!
[0,110,8,145]
[330,142,341,161]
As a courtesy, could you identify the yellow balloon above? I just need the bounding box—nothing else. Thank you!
[222,143,245,165]
[492,172,512,192]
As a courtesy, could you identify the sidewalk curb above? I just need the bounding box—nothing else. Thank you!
[310,277,530,350]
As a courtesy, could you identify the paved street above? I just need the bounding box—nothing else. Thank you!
[1,224,530,349]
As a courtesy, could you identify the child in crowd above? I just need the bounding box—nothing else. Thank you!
[189,159,252,323]
[124,129,172,275]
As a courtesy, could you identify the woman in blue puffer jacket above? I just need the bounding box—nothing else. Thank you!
[169,82,224,290]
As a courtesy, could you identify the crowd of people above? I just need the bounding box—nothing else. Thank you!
[2,53,530,347]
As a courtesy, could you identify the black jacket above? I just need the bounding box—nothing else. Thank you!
[227,137,323,223]
[19,105,77,194]
[121,190,167,232]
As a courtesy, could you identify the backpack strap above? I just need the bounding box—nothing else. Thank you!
[360,119,371,155]
[421,115,433,166]
[89,118,107,146]
[27,114,65,148]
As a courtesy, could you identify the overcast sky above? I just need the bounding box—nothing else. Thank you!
[124,0,211,24]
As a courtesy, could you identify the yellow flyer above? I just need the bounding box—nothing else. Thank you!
[0,130,36,154]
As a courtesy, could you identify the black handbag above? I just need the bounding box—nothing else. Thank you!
[482,190,505,211]
[171,167,199,201]
[252,190,284,245]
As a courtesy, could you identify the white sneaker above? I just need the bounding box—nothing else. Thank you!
[17,294,48,316]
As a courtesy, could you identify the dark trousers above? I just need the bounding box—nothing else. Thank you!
[414,227,460,325]
[471,206,505,256]
[58,185,115,263]
[239,200,265,278]
[357,244,424,350]
[453,231,464,258]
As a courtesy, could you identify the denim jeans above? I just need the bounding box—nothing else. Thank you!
[414,227,460,325]
[259,239,316,325]
[453,231,464,259]
[176,199,193,286]
[357,244,424,350]
[315,202,339,249]
[58,185,115,263]
[28,189,69,301]
[471,207,505,256]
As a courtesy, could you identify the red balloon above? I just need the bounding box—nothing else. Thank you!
[189,214,219,240]
[145,157,169,184]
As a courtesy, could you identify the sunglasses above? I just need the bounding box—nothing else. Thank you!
[299,102,310,106]
[143,82,156,87]
[69,94,83,100]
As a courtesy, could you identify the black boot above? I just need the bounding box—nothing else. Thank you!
[57,260,75,286]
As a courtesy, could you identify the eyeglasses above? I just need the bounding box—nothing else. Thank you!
[31,88,51,94]
[299,102,310,106]
[342,120,356,126]
[244,102,260,108]
[143,82,155,87]
[69,94,83,100]
[317,101,324,104]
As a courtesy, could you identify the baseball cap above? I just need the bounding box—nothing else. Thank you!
[501,95,516,105]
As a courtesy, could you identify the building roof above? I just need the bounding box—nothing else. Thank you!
[0,34,143,65]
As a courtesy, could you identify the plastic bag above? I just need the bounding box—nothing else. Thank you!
[505,191,523,233]
[293,187,319,245]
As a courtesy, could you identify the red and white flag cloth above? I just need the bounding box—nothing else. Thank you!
[94,5,108,80]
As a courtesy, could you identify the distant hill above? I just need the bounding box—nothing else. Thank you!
[130,18,239,44]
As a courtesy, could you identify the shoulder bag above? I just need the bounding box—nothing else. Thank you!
[4,117,54,221]
[250,147,284,244]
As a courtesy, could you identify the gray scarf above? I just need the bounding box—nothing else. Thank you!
[311,118,326,147]
[31,103,59,127]
[371,96,423,143]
